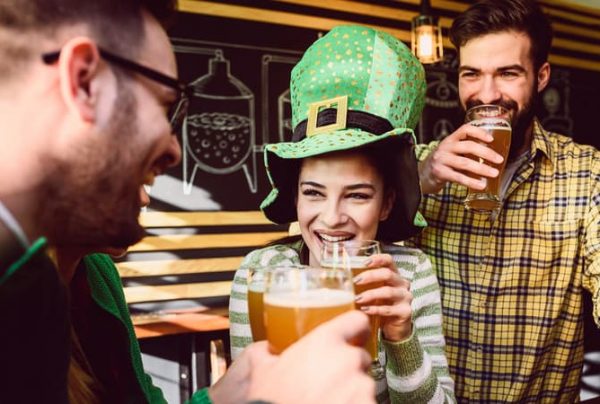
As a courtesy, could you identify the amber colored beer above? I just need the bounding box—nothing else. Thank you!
[248,286,266,341]
[321,257,381,360]
[465,123,511,212]
[264,288,354,354]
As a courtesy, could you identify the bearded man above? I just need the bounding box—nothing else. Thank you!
[407,0,600,402]
[0,1,374,403]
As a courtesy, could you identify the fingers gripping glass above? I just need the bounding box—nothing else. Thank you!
[321,240,385,381]
[41,47,191,134]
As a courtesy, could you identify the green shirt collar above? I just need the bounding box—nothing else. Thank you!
[0,237,48,286]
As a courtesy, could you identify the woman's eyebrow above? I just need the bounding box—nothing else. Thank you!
[345,183,375,191]
[300,181,376,191]
[300,181,325,188]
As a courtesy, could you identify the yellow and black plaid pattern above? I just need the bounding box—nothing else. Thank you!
[407,120,600,403]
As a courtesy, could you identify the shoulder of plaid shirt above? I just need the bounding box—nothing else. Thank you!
[406,118,600,402]
[229,240,456,404]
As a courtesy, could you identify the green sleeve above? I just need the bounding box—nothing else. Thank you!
[144,373,168,404]
[187,387,213,404]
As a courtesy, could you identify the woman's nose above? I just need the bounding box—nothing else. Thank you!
[320,200,348,227]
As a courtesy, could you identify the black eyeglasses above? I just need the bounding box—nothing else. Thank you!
[42,47,191,134]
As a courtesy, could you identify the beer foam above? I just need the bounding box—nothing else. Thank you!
[479,126,511,131]
[470,119,511,130]
[264,288,354,308]
[321,256,370,269]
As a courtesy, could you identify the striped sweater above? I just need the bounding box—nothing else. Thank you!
[229,241,455,403]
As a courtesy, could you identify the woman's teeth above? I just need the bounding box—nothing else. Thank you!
[318,233,353,242]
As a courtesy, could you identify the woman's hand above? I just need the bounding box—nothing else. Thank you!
[353,253,413,342]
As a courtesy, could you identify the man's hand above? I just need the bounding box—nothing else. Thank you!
[419,123,504,194]
[207,341,265,404]
[232,310,375,404]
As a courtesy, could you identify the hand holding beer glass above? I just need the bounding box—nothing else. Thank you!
[463,104,512,212]
[263,266,355,354]
[321,240,385,380]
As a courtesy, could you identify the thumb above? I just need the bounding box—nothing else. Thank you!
[245,341,278,367]
[310,310,371,347]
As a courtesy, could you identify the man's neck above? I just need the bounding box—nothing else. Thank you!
[508,120,535,163]
[0,207,27,267]
[0,135,50,244]
[50,247,85,284]
[0,193,44,246]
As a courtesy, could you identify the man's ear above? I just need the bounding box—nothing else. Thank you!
[57,37,101,122]
[536,61,551,93]
[379,190,395,222]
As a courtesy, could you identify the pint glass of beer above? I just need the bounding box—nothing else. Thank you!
[463,104,512,212]
[320,240,384,379]
[263,266,354,354]
[247,268,268,341]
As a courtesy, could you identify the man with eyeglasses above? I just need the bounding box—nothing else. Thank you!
[0,0,375,403]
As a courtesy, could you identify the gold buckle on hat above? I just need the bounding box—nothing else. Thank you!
[306,95,348,137]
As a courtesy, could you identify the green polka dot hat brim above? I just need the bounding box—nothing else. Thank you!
[260,25,428,241]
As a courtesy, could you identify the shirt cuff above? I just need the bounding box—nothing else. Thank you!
[585,259,600,328]
[382,328,424,376]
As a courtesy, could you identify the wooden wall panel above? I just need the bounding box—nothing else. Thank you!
[178,0,600,72]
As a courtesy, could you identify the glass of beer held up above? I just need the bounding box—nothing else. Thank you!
[463,104,512,213]
[246,267,268,341]
[320,240,385,380]
[263,266,355,354]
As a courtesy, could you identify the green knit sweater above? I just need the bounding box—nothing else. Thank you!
[83,253,212,404]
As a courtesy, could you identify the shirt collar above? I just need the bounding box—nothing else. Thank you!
[529,118,554,163]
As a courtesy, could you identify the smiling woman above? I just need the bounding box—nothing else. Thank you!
[228,25,456,403]
[296,149,394,267]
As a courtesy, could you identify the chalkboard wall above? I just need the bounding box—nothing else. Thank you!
[149,10,599,213]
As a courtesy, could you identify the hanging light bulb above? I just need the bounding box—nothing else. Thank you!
[411,0,443,64]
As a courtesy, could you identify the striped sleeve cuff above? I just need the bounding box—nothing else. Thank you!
[383,329,446,402]
[382,328,423,376]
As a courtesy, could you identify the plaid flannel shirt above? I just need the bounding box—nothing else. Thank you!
[406,120,600,403]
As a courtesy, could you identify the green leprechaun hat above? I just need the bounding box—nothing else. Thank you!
[260,25,427,241]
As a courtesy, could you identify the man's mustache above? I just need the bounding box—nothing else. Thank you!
[466,99,518,111]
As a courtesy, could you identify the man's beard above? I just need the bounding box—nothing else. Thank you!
[465,81,538,161]
[40,86,146,250]
[42,162,145,250]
